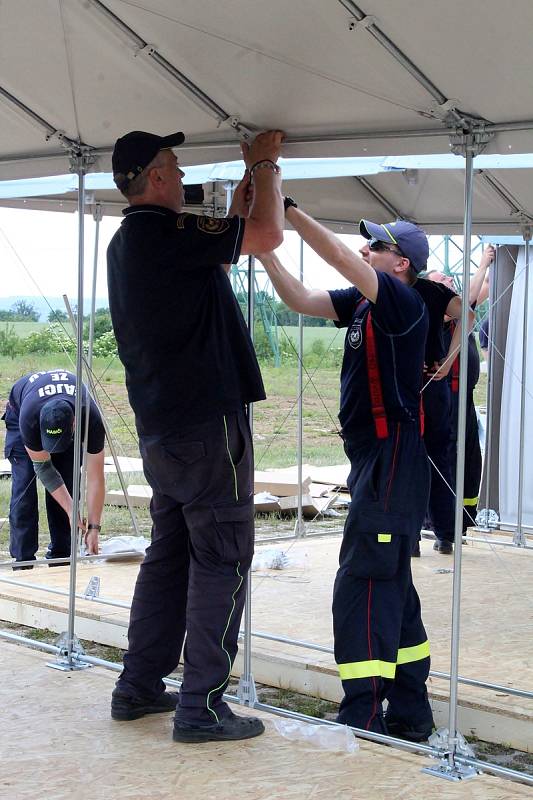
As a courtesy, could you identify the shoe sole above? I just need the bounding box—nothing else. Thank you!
[173,721,265,743]
[111,705,176,721]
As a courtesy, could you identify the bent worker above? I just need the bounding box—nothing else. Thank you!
[3,370,105,568]
[107,129,284,742]
[256,211,434,740]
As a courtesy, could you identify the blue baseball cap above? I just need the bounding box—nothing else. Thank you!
[360,219,429,273]
[40,399,74,453]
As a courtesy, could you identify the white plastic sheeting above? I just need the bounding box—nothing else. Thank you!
[499,246,533,528]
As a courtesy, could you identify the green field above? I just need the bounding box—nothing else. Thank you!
[278,325,344,353]
[0,352,488,559]
[1,321,47,338]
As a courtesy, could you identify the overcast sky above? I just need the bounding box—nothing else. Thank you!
[0,206,474,311]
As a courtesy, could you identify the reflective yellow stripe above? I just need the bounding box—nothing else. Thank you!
[338,659,396,680]
[381,224,398,245]
[378,533,392,543]
[463,497,478,506]
[397,640,430,665]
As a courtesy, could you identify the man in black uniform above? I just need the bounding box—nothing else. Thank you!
[257,215,434,740]
[107,129,284,743]
[411,277,470,554]
[428,245,495,533]
[3,370,105,566]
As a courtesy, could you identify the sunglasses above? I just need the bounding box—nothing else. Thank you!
[368,238,403,256]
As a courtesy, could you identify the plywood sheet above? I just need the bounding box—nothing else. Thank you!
[1,641,529,800]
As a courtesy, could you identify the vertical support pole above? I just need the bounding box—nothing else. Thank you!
[515,232,531,546]
[446,147,475,769]
[78,204,102,550]
[64,155,88,668]
[294,237,306,537]
[239,254,257,705]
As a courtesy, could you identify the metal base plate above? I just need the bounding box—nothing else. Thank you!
[237,673,258,706]
[422,761,478,782]
[47,660,91,672]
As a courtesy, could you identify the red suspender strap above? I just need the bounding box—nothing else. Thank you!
[419,394,425,436]
[365,311,389,440]
[449,320,459,393]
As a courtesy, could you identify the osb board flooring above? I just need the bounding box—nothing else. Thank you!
[0,534,531,721]
[0,641,528,800]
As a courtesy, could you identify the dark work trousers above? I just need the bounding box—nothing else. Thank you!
[4,411,74,562]
[422,379,455,543]
[333,423,433,734]
[449,389,482,532]
[116,409,254,725]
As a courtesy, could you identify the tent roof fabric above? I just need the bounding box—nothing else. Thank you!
[1,154,532,235]
[2,0,533,182]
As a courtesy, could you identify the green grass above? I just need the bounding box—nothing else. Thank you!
[0,351,490,558]
[1,321,48,338]
[278,325,344,353]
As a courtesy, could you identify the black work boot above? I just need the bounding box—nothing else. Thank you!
[173,709,265,743]
[385,715,435,743]
[433,539,453,554]
[111,687,179,721]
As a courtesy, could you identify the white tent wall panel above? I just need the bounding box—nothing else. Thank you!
[499,246,533,529]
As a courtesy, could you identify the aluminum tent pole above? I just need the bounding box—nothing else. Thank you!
[78,205,103,552]
[57,154,90,671]
[447,147,475,772]
[294,237,305,537]
[239,254,257,704]
[515,232,531,546]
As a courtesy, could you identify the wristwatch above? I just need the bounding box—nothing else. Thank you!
[284,196,298,212]
[87,523,101,532]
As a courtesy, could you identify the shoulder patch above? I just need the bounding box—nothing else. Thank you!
[176,214,187,230]
[197,216,230,235]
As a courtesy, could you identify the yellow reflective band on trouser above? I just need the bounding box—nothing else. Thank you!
[338,659,396,681]
[378,533,392,543]
[397,640,430,665]
[463,496,479,506]
[338,641,430,681]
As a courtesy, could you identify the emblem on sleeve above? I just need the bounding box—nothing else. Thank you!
[197,217,230,235]
[348,319,363,350]
[176,214,187,230]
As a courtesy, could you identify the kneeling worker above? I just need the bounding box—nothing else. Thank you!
[257,211,433,739]
[3,370,105,566]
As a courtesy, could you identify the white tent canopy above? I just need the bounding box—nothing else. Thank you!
[2,0,533,182]
[1,153,532,234]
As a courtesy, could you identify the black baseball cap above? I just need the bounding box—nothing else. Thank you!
[112,130,185,191]
[40,399,74,454]
[360,219,429,273]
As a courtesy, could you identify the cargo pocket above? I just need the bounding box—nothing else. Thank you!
[349,532,401,580]
[213,501,254,566]
[345,510,406,580]
[162,440,205,467]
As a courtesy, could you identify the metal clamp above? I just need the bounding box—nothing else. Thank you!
[449,121,494,158]
[47,632,91,672]
[84,576,101,600]
[348,14,377,31]
[229,116,257,142]
[422,727,478,782]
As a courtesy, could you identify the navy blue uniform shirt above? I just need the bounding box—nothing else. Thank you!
[7,370,104,453]
[107,205,265,435]
[329,272,428,438]
[413,278,457,366]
